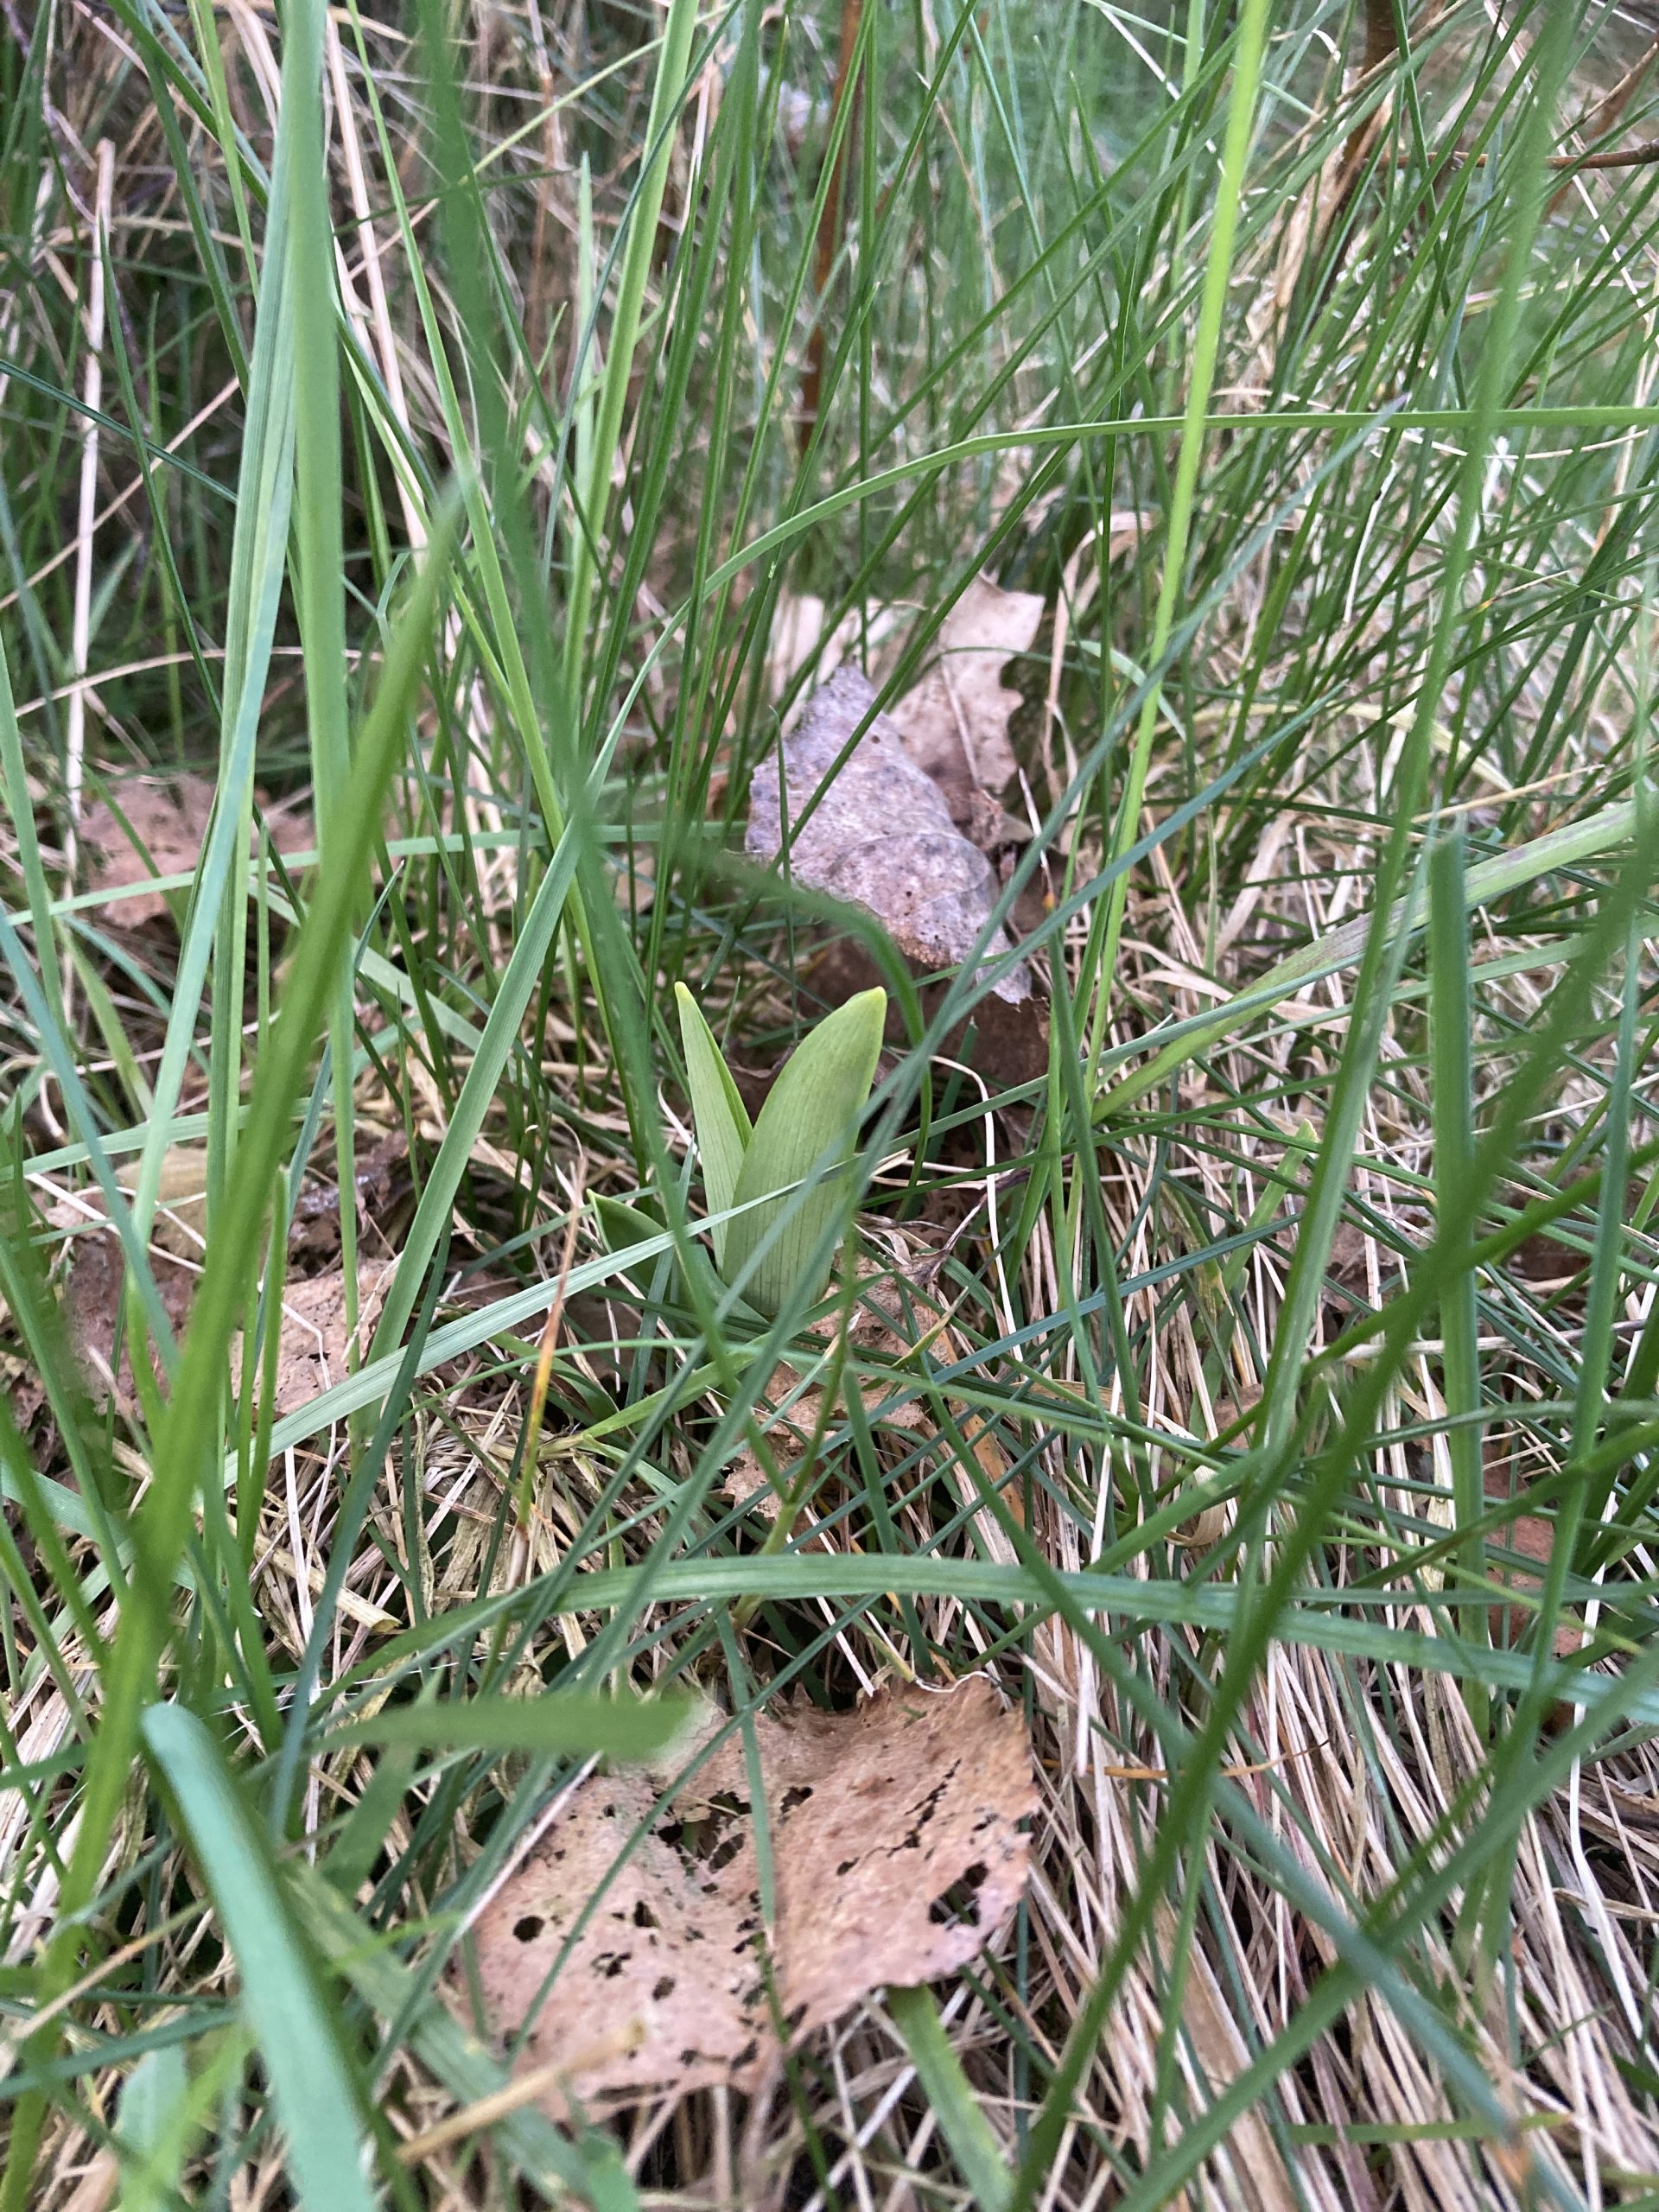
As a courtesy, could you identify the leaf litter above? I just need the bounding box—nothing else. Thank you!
[82,773,314,925]
[58,1141,398,1422]
[237,1264,393,1419]
[54,1147,208,1411]
[884,575,1044,831]
[61,1227,195,1414]
[468,1676,1034,2114]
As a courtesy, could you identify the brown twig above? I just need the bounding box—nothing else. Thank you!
[1327,3,1659,257]
[1549,33,1659,212]
[1398,135,1659,175]
[1548,135,1659,173]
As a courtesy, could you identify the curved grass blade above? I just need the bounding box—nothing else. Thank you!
[1096,791,1649,1118]
[562,0,701,703]
[887,1985,1014,2212]
[1,517,456,2212]
[293,1865,639,2208]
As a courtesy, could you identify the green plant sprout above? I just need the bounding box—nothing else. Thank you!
[675,983,886,1319]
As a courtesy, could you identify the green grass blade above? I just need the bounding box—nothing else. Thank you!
[7,514,454,2211]
[562,0,701,708]
[1428,825,1484,1689]
[143,1707,377,2212]
[286,0,359,1349]
[887,1985,1014,2212]
[330,1688,696,1759]
[371,777,599,1356]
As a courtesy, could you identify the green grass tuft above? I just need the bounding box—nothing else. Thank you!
[4,0,1659,2203]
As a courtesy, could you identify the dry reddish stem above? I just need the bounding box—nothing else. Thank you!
[797,0,863,442]
[1320,0,1403,263]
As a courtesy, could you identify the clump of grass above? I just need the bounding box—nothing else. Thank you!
[3,0,1659,2206]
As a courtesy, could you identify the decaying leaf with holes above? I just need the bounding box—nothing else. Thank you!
[746,668,1032,1007]
[473,1768,762,2105]
[468,1678,1034,2114]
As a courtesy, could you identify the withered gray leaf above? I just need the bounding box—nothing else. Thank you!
[745,668,1030,1004]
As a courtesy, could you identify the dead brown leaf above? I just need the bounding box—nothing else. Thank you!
[886,575,1044,826]
[761,594,907,722]
[83,775,314,924]
[1484,1457,1583,1659]
[231,1264,391,1419]
[63,1229,195,1412]
[1505,1230,1583,1292]
[473,1765,760,2108]
[3,1348,44,1435]
[48,1147,211,1262]
[289,1127,412,1262]
[1325,1221,1374,1288]
[763,591,852,707]
[69,1243,391,1424]
[58,1151,207,1409]
[470,1677,1034,2114]
[55,1139,410,1422]
[765,591,831,701]
[746,666,1032,1006]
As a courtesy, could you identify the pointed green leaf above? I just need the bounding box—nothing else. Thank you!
[142,1707,376,2212]
[676,981,753,1267]
[116,2037,242,2212]
[115,2046,191,2212]
[887,1986,1014,2212]
[724,988,886,1319]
